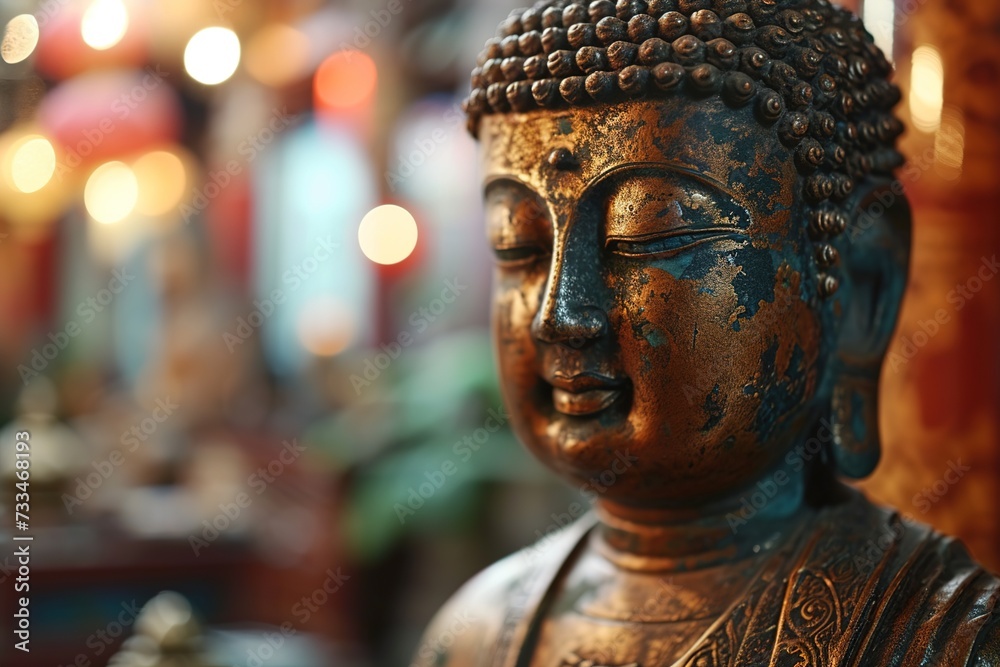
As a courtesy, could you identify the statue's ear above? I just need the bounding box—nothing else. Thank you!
[828,178,912,479]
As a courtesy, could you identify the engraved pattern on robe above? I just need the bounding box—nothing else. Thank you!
[414,494,1000,667]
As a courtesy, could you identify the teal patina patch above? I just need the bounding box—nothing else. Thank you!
[851,389,867,442]
[728,248,777,329]
[701,385,724,432]
[749,340,808,440]
[644,328,667,347]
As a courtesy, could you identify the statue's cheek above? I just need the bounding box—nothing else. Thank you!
[607,240,762,351]
[492,271,543,336]
[608,244,817,432]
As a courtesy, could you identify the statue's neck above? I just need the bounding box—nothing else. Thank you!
[594,458,830,571]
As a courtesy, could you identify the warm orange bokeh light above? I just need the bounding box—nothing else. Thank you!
[245,24,310,87]
[314,50,377,112]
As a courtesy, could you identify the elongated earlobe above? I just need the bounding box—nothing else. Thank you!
[828,179,911,479]
[830,365,881,478]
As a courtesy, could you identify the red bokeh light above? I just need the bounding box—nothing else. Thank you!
[313,50,377,113]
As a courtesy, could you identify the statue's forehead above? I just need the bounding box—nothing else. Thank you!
[479,100,798,220]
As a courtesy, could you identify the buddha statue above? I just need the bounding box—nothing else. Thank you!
[416,0,1000,665]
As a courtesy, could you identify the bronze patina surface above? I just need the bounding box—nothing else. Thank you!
[416,0,1000,664]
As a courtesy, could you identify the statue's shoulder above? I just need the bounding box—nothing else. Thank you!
[972,614,1000,665]
[411,514,594,667]
[410,549,527,667]
[814,491,1000,664]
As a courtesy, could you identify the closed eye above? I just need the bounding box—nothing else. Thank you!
[492,243,550,268]
[606,227,746,258]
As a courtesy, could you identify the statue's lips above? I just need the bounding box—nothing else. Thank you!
[546,373,625,417]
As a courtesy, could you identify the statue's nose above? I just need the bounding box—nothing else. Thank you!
[532,302,608,345]
[531,261,608,346]
[530,203,608,346]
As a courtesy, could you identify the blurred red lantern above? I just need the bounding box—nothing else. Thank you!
[37,69,182,168]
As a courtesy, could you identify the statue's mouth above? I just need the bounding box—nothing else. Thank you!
[546,372,626,417]
[552,387,622,416]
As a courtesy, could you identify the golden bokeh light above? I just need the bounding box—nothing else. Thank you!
[0,128,69,237]
[9,135,56,194]
[81,0,129,51]
[934,106,965,180]
[184,27,241,85]
[358,204,418,266]
[1,14,39,64]
[314,50,377,111]
[85,161,138,224]
[245,24,310,88]
[909,44,944,133]
[132,150,187,216]
[297,297,355,358]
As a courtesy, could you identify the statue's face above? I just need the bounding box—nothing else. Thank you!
[481,98,828,508]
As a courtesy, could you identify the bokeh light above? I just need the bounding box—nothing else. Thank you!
[84,161,139,224]
[934,106,965,180]
[81,0,129,51]
[910,44,945,133]
[245,24,310,88]
[184,27,241,85]
[1,14,39,64]
[0,128,69,235]
[314,50,377,111]
[132,150,187,216]
[9,135,56,193]
[358,204,418,265]
[297,297,355,357]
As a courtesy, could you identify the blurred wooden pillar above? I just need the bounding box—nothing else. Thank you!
[858,0,1000,571]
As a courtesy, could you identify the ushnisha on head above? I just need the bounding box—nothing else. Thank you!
[463,0,905,297]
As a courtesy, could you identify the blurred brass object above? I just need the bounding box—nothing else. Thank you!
[415,0,1000,665]
[108,592,217,667]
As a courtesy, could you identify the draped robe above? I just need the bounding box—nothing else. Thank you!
[415,491,1000,667]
